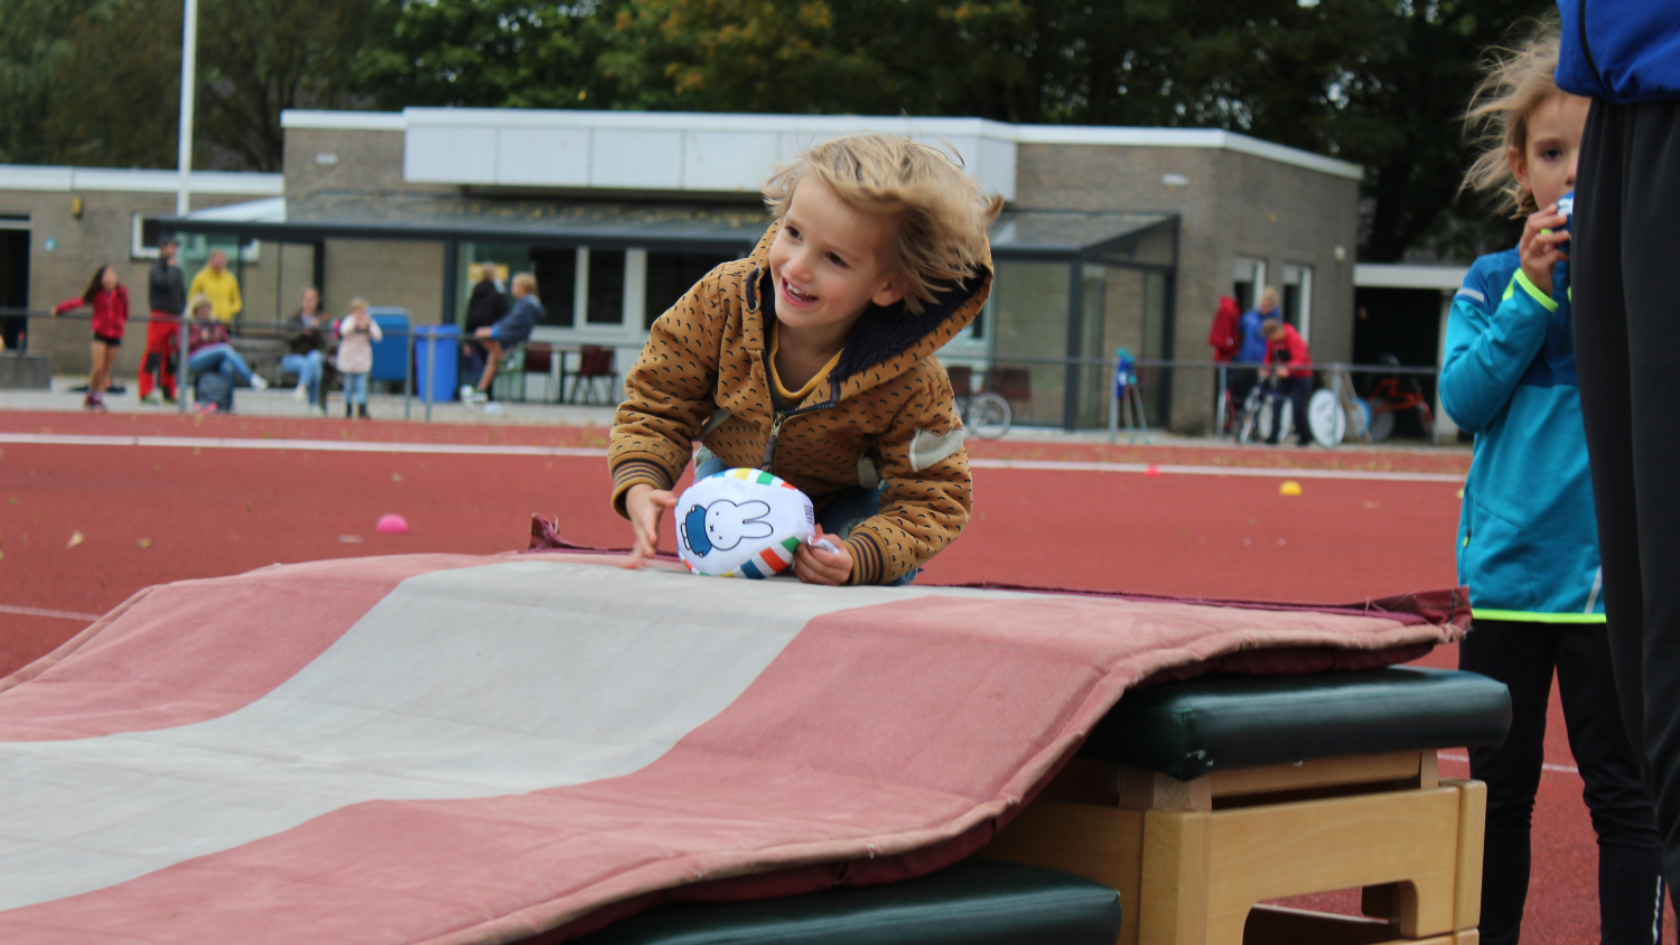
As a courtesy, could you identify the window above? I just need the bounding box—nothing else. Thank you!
[644,251,739,329]
[1232,257,1265,312]
[530,248,577,327]
[1283,264,1313,341]
[587,249,625,325]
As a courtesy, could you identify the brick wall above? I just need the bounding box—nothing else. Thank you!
[1014,143,1360,433]
[0,188,259,378]
[284,128,453,199]
[323,239,444,326]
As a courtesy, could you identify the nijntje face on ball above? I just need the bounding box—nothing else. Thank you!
[676,469,816,579]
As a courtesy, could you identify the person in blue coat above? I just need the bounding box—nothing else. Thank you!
[1560,0,1680,897]
[1230,286,1277,408]
[463,271,544,404]
[1448,23,1663,941]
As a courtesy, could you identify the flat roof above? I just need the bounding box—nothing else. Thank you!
[0,165,282,196]
[1354,263,1469,291]
[163,197,1176,260]
[282,108,1364,181]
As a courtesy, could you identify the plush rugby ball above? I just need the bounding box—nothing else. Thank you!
[676,468,815,578]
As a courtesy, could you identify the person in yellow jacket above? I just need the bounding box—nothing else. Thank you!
[611,133,1001,586]
[187,250,242,323]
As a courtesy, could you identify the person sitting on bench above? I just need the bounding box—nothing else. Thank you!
[461,271,542,404]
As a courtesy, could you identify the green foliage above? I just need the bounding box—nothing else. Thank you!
[356,0,616,110]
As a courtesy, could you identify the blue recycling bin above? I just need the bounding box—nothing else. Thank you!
[412,324,460,404]
[367,308,411,385]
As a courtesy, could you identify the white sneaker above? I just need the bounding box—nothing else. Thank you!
[293,384,306,402]
[309,405,326,418]
[459,385,476,402]
[251,374,269,391]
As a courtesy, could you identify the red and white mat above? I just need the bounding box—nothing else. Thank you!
[0,552,1463,944]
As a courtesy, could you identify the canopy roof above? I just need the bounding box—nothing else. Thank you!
[163,197,1175,260]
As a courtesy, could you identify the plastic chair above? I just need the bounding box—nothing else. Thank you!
[523,344,557,403]
[567,345,619,405]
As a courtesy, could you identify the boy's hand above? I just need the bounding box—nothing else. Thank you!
[794,525,853,585]
[620,484,675,569]
[1519,204,1570,297]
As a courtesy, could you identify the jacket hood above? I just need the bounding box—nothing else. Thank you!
[742,220,992,403]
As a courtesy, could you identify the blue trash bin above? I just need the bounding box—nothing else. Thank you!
[412,324,460,403]
[366,308,411,386]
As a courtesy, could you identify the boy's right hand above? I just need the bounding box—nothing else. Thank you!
[620,484,675,569]
[1519,204,1570,297]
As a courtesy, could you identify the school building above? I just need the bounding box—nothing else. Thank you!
[0,108,1370,433]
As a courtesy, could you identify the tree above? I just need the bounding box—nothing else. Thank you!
[356,0,618,110]
[0,0,100,165]
[40,0,182,170]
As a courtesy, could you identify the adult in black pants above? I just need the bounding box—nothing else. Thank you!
[1461,622,1663,943]
[1562,0,1680,904]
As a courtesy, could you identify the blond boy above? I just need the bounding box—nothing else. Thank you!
[611,134,1000,585]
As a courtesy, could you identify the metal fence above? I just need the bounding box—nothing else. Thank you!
[0,307,458,423]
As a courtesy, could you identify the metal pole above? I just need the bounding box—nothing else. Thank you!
[1216,365,1227,441]
[1107,362,1119,445]
[177,316,190,413]
[176,0,198,217]
[403,327,413,421]
[424,327,434,424]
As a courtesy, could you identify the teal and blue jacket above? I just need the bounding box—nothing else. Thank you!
[1440,248,1604,625]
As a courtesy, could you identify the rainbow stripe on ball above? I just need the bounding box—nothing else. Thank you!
[703,469,802,579]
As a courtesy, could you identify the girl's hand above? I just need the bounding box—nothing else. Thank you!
[1519,204,1570,297]
[794,525,853,585]
[620,485,675,569]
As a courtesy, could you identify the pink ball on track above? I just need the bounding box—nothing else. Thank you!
[376,514,409,535]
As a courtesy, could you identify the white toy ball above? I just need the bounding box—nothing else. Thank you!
[676,468,815,578]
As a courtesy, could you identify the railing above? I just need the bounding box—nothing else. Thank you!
[0,307,454,422]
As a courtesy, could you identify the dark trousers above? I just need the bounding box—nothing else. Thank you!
[1460,619,1664,944]
[1266,375,1311,445]
[1574,97,1680,895]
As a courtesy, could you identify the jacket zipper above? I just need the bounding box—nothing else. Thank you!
[760,404,829,471]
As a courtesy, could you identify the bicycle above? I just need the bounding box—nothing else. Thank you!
[1364,354,1434,443]
[946,365,1012,440]
[1237,375,1293,445]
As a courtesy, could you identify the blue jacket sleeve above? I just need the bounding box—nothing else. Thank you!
[491,298,540,346]
[1439,271,1554,434]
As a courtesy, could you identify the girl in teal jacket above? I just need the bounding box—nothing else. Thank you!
[1444,22,1662,942]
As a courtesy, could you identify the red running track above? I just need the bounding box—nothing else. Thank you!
[0,411,1662,942]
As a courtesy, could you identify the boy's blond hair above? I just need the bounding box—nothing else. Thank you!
[348,297,368,312]
[764,133,1003,315]
[1462,19,1563,216]
[512,272,538,295]
[1261,286,1279,308]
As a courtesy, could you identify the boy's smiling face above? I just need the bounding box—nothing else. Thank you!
[1510,93,1589,211]
[768,176,903,346]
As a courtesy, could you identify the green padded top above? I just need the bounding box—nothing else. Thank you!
[1078,667,1511,781]
[578,859,1121,945]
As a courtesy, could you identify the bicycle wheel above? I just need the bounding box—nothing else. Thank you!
[1307,388,1345,448]
[1368,407,1396,443]
[1237,390,1263,445]
[966,392,1011,440]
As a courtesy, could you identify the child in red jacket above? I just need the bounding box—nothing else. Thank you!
[52,264,130,411]
[1260,318,1312,446]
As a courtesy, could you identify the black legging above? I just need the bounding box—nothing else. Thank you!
[1574,97,1680,897]
[1460,620,1664,944]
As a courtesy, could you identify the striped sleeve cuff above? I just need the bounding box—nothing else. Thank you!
[843,533,886,586]
[610,459,676,518]
[1513,269,1559,312]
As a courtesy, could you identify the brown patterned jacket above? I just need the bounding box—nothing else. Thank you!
[610,222,992,585]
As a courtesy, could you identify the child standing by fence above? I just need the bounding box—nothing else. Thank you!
[336,299,381,420]
[1442,20,1663,942]
[51,264,129,411]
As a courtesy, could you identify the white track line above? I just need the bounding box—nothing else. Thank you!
[0,603,100,621]
[0,433,1465,483]
[1440,750,1579,775]
[969,458,1464,483]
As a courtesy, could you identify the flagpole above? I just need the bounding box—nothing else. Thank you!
[176,0,199,217]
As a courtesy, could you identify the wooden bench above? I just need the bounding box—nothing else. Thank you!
[980,667,1510,945]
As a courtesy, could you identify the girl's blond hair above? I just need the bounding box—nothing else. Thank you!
[764,133,1003,316]
[1462,20,1563,216]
